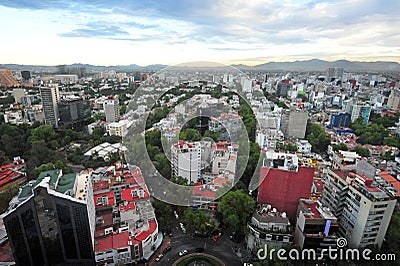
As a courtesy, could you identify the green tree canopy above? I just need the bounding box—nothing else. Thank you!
[218,190,256,233]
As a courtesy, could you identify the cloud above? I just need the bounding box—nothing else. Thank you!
[59,21,129,38]
[0,0,399,64]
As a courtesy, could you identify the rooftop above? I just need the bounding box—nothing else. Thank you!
[134,219,157,242]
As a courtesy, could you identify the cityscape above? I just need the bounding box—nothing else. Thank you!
[0,1,400,266]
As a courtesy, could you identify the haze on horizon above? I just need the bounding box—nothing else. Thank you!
[0,0,399,66]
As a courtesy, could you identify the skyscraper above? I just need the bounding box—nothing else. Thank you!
[40,85,60,127]
[3,170,95,265]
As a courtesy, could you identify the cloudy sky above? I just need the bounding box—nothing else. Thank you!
[0,0,399,66]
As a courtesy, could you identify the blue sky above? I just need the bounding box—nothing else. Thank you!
[0,0,399,66]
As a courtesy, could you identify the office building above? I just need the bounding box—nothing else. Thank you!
[280,109,308,139]
[329,112,351,129]
[40,85,60,127]
[104,96,120,123]
[343,101,371,125]
[3,170,96,265]
[58,97,91,127]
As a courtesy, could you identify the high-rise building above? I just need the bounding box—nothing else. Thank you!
[3,170,95,265]
[258,152,314,222]
[387,90,400,111]
[342,100,371,125]
[58,97,91,127]
[171,140,202,184]
[280,109,308,139]
[321,169,396,248]
[326,67,344,82]
[104,96,120,123]
[40,85,60,127]
[276,80,292,96]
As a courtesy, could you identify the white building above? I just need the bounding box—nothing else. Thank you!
[104,96,120,123]
[106,120,133,137]
[296,139,312,154]
[171,140,202,184]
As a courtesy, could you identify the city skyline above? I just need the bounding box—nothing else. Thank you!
[0,0,399,66]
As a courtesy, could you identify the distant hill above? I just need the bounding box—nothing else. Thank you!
[1,59,399,73]
[0,63,168,73]
[234,59,400,72]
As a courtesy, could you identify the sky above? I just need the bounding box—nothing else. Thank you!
[0,0,399,66]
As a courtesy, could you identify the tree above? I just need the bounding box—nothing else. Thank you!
[179,128,202,141]
[0,184,19,213]
[333,143,348,151]
[285,143,298,152]
[218,190,256,233]
[352,146,370,157]
[381,213,400,266]
[145,129,162,149]
[184,208,214,235]
[306,121,331,153]
[152,198,174,232]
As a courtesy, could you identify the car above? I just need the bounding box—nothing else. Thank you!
[174,210,179,219]
[213,234,220,241]
[178,250,188,256]
[195,247,204,252]
[163,246,171,254]
[155,254,163,261]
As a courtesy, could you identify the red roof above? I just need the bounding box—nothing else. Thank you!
[93,181,109,192]
[0,168,25,190]
[95,231,129,252]
[313,178,324,191]
[300,199,321,219]
[94,191,115,209]
[134,220,157,242]
[121,186,149,202]
[380,171,397,184]
[192,186,216,198]
[258,166,314,222]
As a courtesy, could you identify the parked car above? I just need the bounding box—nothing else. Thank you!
[163,246,171,254]
[179,249,188,256]
[174,210,179,219]
[155,254,163,261]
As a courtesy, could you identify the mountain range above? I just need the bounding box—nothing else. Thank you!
[1,59,400,73]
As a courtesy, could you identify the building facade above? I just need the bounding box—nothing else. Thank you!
[40,85,60,127]
[3,170,95,265]
[171,140,202,184]
[321,170,396,248]
[104,96,120,123]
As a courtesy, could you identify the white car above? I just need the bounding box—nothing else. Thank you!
[174,210,179,219]
[179,250,188,257]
